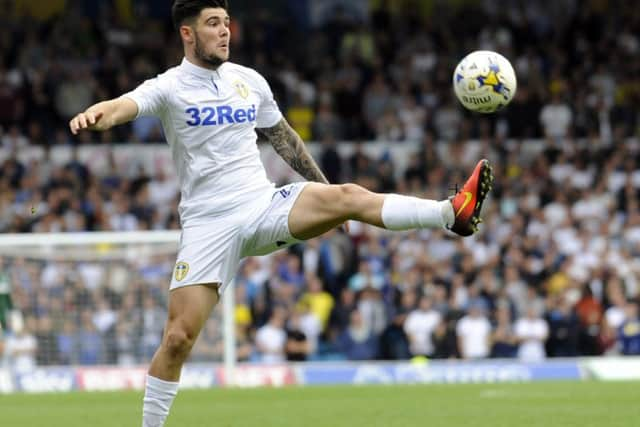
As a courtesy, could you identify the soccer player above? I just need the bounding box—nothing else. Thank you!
[69,1,493,425]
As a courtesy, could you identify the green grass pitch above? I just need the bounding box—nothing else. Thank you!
[2,381,639,427]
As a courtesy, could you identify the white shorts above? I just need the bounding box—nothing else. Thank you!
[169,182,310,294]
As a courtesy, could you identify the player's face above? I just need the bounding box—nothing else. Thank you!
[190,8,231,68]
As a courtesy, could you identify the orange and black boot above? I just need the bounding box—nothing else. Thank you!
[449,159,494,236]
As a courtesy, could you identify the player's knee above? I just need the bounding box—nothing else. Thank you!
[337,183,369,215]
[164,328,195,360]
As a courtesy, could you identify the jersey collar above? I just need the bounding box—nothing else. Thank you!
[180,57,223,80]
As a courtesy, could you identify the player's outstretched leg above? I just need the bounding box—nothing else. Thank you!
[142,284,220,427]
[288,159,493,240]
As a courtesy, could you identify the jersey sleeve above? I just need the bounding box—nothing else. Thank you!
[253,71,283,128]
[122,75,171,118]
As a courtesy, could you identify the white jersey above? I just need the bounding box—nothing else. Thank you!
[124,58,282,226]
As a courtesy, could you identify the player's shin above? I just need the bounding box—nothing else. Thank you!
[142,374,179,427]
[380,194,454,230]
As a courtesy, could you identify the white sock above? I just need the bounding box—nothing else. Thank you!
[381,194,454,230]
[142,375,179,427]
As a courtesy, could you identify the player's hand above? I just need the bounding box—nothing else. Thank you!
[69,111,104,134]
[340,221,350,234]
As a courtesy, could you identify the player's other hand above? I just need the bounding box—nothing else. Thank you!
[69,111,104,134]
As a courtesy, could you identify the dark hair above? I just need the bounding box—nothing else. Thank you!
[172,0,228,30]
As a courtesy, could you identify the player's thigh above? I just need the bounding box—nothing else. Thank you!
[171,221,243,293]
[165,222,241,339]
[288,182,370,240]
[165,283,220,340]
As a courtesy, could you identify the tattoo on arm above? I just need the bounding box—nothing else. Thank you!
[258,118,329,184]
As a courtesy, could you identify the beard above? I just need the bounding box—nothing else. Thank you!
[194,31,226,69]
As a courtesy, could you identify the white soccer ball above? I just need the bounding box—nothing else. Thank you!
[452,50,517,113]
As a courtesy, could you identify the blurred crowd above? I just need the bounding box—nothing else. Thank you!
[2,134,640,368]
[0,0,639,145]
[2,0,640,368]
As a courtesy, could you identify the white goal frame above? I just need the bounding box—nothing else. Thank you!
[0,231,237,382]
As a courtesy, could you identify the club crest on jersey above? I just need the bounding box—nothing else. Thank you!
[233,80,250,99]
[174,262,189,282]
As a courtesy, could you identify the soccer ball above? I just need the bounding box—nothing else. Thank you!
[452,50,517,113]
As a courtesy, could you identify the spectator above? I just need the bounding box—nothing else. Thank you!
[255,306,287,363]
[234,323,254,362]
[1,125,29,150]
[250,291,271,329]
[148,169,178,208]
[357,287,387,336]
[5,313,37,373]
[618,302,640,355]
[604,287,628,332]
[514,306,549,362]
[362,73,391,135]
[285,310,310,361]
[54,68,95,120]
[313,103,344,142]
[286,95,314,141]
[295,303,322,356]
[545,294,580,357]
[319,137,343,184]
[456,300,491,359]
[234,285,253,330]
[328,288,357,340]
[576,286,604,356]
[78,311,103,365]
[115,321,137,366]
[403,295,441,357]
[432,97,462,141]
[35,315,59,366]
[108,194,138,231]
[539,93,573,141]
[93,299,117,336]
[379,311,411,360]
[490,304,517,358]
[397,95,426,142]
[335,310,378,360]
[348,260,384,292]
[0,75,22,128]
[375,109,404,141]
[57,318,79,365]
[431,316,458,359]
[601,286,628,354]
[131,116,163,143]
[299,274,334,332]
[280,254,305,290]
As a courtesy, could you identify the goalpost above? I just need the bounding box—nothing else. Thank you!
[0,231,236,383]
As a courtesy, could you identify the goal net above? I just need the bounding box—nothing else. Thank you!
[0,231,235,374]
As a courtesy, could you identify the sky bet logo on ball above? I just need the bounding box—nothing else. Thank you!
[185,104,256,126]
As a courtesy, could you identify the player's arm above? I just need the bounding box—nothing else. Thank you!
[69,97,138,134]
[257,118,329,184]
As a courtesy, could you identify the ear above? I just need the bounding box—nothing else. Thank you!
[180,25,194,44]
